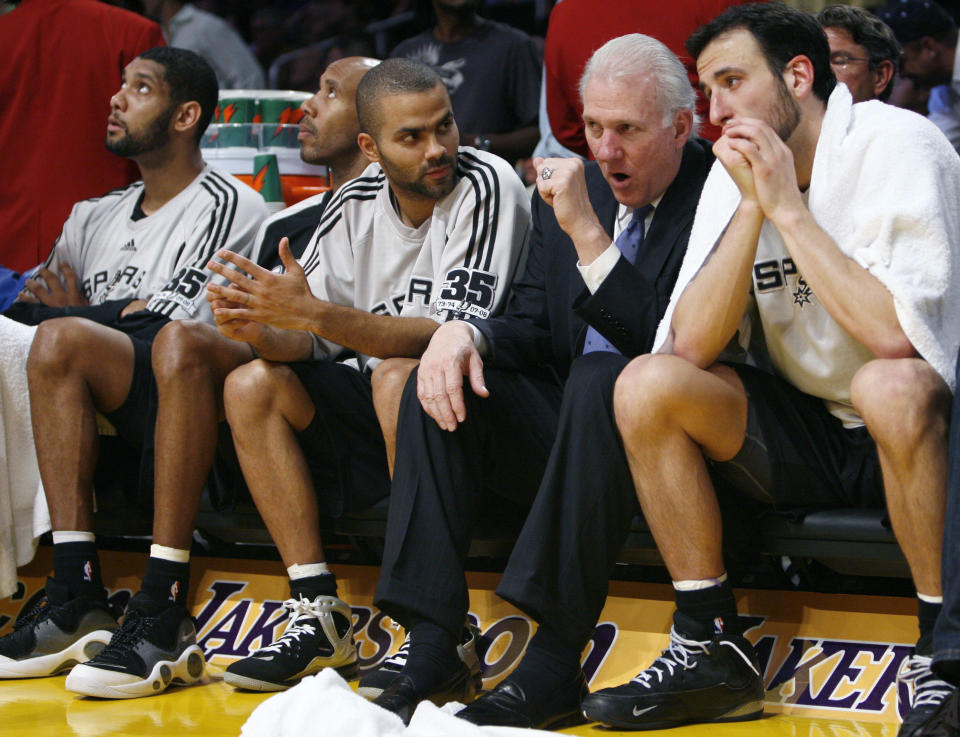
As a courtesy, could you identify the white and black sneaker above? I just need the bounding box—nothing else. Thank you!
[357,623,483,700]
[0,578,117,679]
[224,594,358,691]
[898,651,957,736]
[581,625,764,729]
[64,593,206,699]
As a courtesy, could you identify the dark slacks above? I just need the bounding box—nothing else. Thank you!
[934,349,960,684]
[496,352,636,650]
[374,352,635,646]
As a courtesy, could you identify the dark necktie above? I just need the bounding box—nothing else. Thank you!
[582,204,654,355]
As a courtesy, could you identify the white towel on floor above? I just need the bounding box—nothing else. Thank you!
[0,316,49,598]
[240,669,561,737]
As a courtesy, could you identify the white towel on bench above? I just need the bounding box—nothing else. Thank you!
[0,316,49,598]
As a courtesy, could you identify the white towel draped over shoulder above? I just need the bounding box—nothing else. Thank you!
[0,315,49,598]
[241,669,561,737]
[653,85,960,393]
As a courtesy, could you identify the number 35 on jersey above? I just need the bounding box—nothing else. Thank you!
[436,267,499,319]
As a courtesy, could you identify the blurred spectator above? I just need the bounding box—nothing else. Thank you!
[285,31,377,92]
[391,0,540,162]
[251,1,408,92]
[818,5,900,102]
[880,0,960,153]
[249,6,288,71]
[141,0,265,88]
[0,0,165,273]
[279,2,379,91]
[541,0,752,158]
[889,73,933,112]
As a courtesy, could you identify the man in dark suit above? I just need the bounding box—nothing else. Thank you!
[366,34,714,726]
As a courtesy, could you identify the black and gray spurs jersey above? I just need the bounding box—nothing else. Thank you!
[296,147,531,369]
[43,164,267,323]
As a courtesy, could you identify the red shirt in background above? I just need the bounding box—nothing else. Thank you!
[0,0,165,272]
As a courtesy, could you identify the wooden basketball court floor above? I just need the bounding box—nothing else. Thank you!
[1,550,912,736]
[0,673,898,737]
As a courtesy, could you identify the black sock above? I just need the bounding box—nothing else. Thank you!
[674,579,740,639]
[52,541,105,600]
[290,573,337,601]
[401,618,461,691]
[140,556,190,606]
[917,598,942,654]
[506,626,582,698]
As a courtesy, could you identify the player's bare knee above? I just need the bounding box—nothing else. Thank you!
[28,318,88,379]
[613,354,678,437]
[853,359,950,449]
[151,319,211,383]
[223,359,282,425]
[372,358,413,397]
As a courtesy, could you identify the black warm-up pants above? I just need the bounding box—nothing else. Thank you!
[374,352,639,651]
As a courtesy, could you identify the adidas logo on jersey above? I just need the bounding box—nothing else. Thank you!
[120,239,136,252]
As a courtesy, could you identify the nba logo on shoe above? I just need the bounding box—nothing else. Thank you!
[170,580,180,602]
[713,617,725,635]
[82,560,93,582]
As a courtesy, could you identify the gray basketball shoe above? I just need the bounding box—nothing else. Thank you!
[0,578,116,678]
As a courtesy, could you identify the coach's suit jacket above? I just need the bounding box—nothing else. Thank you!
[472,137,714,379]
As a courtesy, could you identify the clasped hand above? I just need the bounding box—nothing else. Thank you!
[714,117,804,222]
[206,238,315,333]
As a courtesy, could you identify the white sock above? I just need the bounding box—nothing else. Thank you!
[150,543,190,564]
[673,572,729,591]
[918,592,944,604]
[287,562,330,580]
[52,530,95,544]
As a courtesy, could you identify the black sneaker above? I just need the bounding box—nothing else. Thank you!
[357,623,482,700]
[898,652,957,736]
[0,577,116,679]
[224,594,358,692]
[64,592,206,699]
[902,688,960,737]
[581,625,764,729]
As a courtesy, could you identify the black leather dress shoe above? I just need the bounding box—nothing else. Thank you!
[372,663,476,725]
[456,671,588,729]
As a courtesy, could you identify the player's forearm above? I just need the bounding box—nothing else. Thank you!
[308,301,440,359]
[672,202,764,367]
[250,326,314,362]
[774,208,914,358]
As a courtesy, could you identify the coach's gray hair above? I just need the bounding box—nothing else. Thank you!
[579,34,700,133]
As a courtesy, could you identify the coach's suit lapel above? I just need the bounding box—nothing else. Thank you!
[637,141,706,289]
